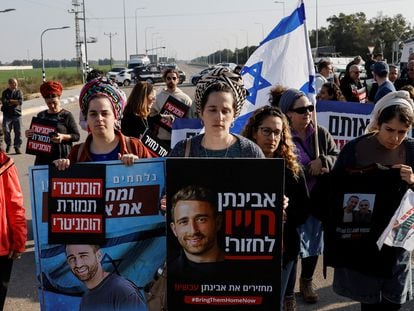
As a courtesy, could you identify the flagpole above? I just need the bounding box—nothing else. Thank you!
[301,0,320,158]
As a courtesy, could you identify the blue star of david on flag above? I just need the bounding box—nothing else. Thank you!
[241,62,271,106]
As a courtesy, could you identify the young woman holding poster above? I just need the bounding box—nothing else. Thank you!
[279,88,338,305]
[53,77,151,169]
[241,105,310,311]
[329,90,414,310]
[168,67,264,158]
[25,81,80,165]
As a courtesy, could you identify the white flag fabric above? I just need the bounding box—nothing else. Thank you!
[234,0,315,133]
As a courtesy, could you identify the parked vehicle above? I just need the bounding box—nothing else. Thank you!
[106,67,127,81]
[128,54,150,69]
[115,69,133,86]
[190,67,216,85]
[133,65,185,84]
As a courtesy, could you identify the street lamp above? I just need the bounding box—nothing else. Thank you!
[274,1,285,16]
[104,32,117,68]
[40,26,70,82]
[122,0,128,67]
[145,26,154,54]
[151,32,159,53]
[0,8,15,13]
[134,7,146,54]
[231,34,239,64]
[254,22,265,40]
[240,29,249,60]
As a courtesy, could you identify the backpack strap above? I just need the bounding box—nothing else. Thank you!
[184,138,191,157]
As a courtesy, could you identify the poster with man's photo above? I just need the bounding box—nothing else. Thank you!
[166,158,284,310]
[29,159,166,311]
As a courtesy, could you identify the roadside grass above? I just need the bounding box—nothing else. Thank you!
[0,66,110,99]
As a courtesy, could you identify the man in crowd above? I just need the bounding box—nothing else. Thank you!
[371,61,395,103]
[389,64,400,83]
[150,68,193,147]
[315,59,333,94]
[340,65,367,102]
[1,78,23,154]
[65,244,148,311]
[395,60,414,90]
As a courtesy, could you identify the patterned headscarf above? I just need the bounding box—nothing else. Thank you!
[79,77,127,129]
[194,67,247,118]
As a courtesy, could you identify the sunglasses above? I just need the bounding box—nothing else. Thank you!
[259,127,282,137]
[290,105,314,114]
[166,76,177,81]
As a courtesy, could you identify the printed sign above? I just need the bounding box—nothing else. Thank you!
[166,158,284,310]
[156,95,190,132]
[29,159,166,311]
[141,128,170,157]
[25,117,57,155]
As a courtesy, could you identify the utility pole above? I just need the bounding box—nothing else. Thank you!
[68,0,84,82]
[104,32,117,68]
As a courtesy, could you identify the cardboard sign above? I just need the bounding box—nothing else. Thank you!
[141,128,170,157]
[156,95,190,132]
[25,117,57,155]
[166,158,284,311]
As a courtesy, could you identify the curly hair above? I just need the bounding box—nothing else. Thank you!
[240,105,301,179]
[268,84,288,107]
[123,81,154,118]
[319,82,345,101]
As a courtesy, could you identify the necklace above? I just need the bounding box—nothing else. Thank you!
[202,135,232,158]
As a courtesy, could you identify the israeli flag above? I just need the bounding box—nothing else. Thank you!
[235,0,315,132]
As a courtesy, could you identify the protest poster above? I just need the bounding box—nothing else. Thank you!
[166,158,284,310]
[29,159,166,311]
[156,95,190,132]
[25,117,58,156]
[48,164,106,244]
[141,128,170,157]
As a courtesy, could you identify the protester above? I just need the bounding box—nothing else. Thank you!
[317,82,345,101]
[121,82,172,141]
[150,68,193,147]
[241,105,310,311]
[268,84,288,107]
[1,78,23,154]
[389,64,400,84]
[371,61,396,103]
[168,67,264,158]
[329,90,414,310]
[340,64,367,102]
[25,81,80,165]
[0,151,27,309]
[315,59,333,94]
[53,77,151,170]
[279,88,338,304]
[395,60,414,90]
[66,244,148,311]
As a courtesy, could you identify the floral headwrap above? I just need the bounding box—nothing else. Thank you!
[194,67,247,118]
[79,77,127,129]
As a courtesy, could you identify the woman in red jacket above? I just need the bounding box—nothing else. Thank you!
[54,77,151,170]
[0,151,27,309]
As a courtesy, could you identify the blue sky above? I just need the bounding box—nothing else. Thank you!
[1,0,413,63]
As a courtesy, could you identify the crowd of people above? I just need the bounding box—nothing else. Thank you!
[1,50,414,311]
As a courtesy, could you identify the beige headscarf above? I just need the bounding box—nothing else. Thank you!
[365,90,414,133]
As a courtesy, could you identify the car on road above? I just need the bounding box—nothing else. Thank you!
[115,69,133,86]
[190,67,216,85]
[133,65,186,84]
[106,67,127,81]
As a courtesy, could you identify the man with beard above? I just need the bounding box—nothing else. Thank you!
[149,68,193,147]
[65,244,148,311]
[169,185,226,281]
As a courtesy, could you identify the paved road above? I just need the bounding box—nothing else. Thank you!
[3,62,414,310]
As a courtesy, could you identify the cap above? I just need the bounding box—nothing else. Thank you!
[371,61,389,75]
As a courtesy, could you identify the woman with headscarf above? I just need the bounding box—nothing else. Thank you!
[25,80,80,165]
[278,88,338,304]
[241,105,310,311]
[54,77,151,170]
[168,67,264,158]
[329,90,414,310]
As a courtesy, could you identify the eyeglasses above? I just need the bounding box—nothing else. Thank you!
[290,105,314,114]
[166,76,177,81]
[258,127,282,137]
